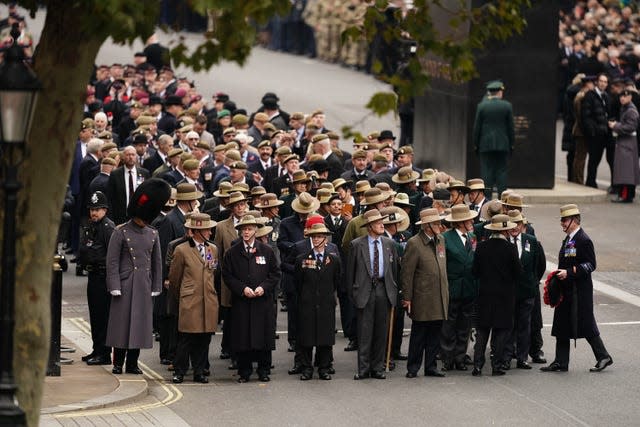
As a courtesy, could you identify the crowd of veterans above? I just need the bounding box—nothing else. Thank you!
[67,46,614,381]
[559,0,640,203]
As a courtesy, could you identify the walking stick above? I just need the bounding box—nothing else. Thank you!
[385,305,396,372]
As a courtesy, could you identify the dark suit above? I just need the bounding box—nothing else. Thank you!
[325,215,355,340]
[79,154,100,217]
[346,235,398,376]
[326,152,345,182]
[581,89,613,188]
[106,166,150,225]
[69,140,86,253]
[272,173,293,198]
[158,111,178,135]
[551,228,610,368]
[143,152,165,176]
[341,169,373,192]
[262,164,284,194]
[162,168,184,187]
[88,172,110,198]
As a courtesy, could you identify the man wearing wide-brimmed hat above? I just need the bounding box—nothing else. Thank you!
[278,192,320,353]
[500,192,536,236]
[222,215,281,383]
[347,209,399,380]
[466,178,489,222]
[341,187,389,256]
[541,204,612,373]
[500,210,546,371]
[440,204,478,372]
[292,222,342,381]
[471,214,522,377]
[416,168,436,210]
[279,169,311,219]
[168,213,219,384]
[401,208,449,378]
[255,193,284,263]
[392,166,421,222]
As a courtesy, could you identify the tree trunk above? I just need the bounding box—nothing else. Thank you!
[10,4,106,425]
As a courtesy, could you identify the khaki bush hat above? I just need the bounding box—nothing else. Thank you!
[306,222,332,236]
[332,178,351,190]
[166,188,177,207]
[360,209,389,227]
[444,204,478,223]
[560,204,580,218]
[448,180,470,193]
[392,166,420,184]
[184,212,217,229]
[245,210,267,224]
[484,214,517,231]
[500,189,514,203]
[182,159,200,171]
[501,193,529,208]
[316,188,333,204]
[234,214,261,229]
[355,180,371,194]
[319,182,336,193]
[417,168,436,183]
[255,193,284,208]
[175,183,203,201]
[416,208,442,225]
[231,182,251,194]
[380,206,410,232]
[393,192,414,207]
[291,169,311,183]
[375,182,396,198]
[255,225,273,238]
[360,188,388,206]
[250,186,267,197]
[507,209,524,223]
[226,191,247,206]
[467,178,486,191]
[291,192,320,214]
[483,199,503,219]
[213,181,233,198]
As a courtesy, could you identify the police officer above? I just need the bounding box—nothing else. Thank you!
[79,191,116,365]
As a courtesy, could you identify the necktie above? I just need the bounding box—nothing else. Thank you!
[316,253,323,266]
[464,233,472,251]
[373,240,379,279]
[198,244,206,260]
[246,245,252,253]
[128,170,134,204]
[334,217,340,227]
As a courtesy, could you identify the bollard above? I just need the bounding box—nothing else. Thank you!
[46,254,63,376]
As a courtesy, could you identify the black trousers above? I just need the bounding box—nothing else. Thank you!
[158,313,178,362]
[529,292,544,357]
[337,289,356,340]
[440,298,474,364]
[391,300,406,355]
[407,320,442,374]
[554,335,610,367]
[220,306,233,355]
[473,327,509,370]
[237,350,271,379]
[286,289,298,345]
[503,297,535,363]
[174,332,211,376]
[356,283,390,375]
[113,348,140,368]
[299,345,332,375]
[87,272,111,357]
[586,136,615,187]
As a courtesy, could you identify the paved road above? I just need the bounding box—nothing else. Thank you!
[25,8,640,426]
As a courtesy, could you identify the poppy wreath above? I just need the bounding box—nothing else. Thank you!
[543,270,563,308]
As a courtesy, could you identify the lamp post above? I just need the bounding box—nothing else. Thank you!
[0,27,42,426]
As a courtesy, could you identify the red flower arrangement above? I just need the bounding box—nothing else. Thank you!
[543,270,563,308]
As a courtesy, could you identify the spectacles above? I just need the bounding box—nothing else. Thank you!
[188,137,199,141]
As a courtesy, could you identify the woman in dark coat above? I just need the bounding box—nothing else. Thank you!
[222,215,281,383]
[471,214,522,376]
[541,204,612,373]
[609,89,640,203]
[293,223,341,380]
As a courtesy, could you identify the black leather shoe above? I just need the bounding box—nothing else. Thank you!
[500,361,511,371]
[471,367,482,377]
[589,356,613,372]
[125,366,143,375]
[517,361,532,370]
[371,371,386,380]
[464,354,473,365]
[220,351,231,360]
[81,352,96,362]
[442,361,453,371]
[193,374,209,383]
[531,356,547,364]
[540,362,568,372]
[172,374,183,384]
[318,372,331,380]
[353,372,370,380]
[236,376,249,383]
[160,358,172,365]
[86,355,111,365]
[387,360,396,371]
[300,372,313,381]
[393,352,408,361]
[112,365,123,374]
[287,343,296,352]
[492,368,506,376]
[258,374,270,382]
[288,365,303,375]
[425,369,445,378]
[344,339,358,352]
[405,372,417,378]
[327,367,335,374]
[455,361,468,371]
[203,369,210,376]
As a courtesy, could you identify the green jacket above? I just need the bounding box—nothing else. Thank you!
[472,96,515,153]
[443,229,478,300]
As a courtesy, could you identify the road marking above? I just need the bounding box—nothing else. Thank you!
[55,318,183,418]
[546,261,640,308]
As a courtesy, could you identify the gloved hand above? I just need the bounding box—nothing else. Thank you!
[110,290,122,296]
[151,291,161,297]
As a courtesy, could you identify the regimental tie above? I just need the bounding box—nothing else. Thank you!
[128,170,134,204]
[334,217,340,227]
[245,244,252,254]
[373,240,379,278]
[198,244,206,260]
[316,253,323,266]
[464,233,472,251]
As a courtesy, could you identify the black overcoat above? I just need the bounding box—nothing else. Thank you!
[294,250,341,347]
[472,236,521,329]
[222,240,281,352]
[551,228,600,339]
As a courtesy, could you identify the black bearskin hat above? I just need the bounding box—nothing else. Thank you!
[127,178,171,224]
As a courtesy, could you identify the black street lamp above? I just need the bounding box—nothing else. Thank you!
[0,27,42,426]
